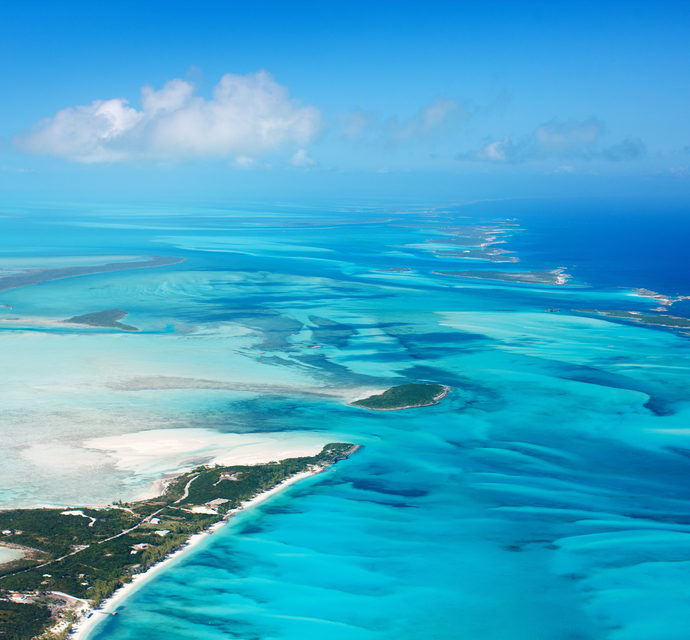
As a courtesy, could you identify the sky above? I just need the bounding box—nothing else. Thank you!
[1,0,689,203]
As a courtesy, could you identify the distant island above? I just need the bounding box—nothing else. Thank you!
[574,309,690,330]
[63,309,139,332]
[422,222,521,263]
[434,268,570,285]
[0,255,184,293]
[352,383,449,410]
[433,248,519,263]
[626,288,690,312]
[0,443,358,640]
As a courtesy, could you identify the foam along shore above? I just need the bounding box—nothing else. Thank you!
[67,461,351,640]
[67,479,300,640]
[627,287,690,305]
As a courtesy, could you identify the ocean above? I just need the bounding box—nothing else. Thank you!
[1,197,690,639]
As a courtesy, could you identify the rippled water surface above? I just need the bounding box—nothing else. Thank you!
[2,199,690,639]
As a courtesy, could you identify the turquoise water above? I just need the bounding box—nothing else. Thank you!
[2,200,690,638]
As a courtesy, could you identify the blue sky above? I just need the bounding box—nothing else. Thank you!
[1,0,689,202]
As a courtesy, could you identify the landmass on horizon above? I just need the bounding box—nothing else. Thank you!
[434,267,571,286]
[0,256,184,293]
[574,308,690,332]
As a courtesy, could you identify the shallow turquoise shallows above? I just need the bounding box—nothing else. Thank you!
[2,198,690,640]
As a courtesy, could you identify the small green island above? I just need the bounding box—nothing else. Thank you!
[352,383,449,410]
[63,309,138,332]
[0,443,358,640]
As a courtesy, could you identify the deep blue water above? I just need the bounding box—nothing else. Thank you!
[473,197,690,298]
[2,197,690,640]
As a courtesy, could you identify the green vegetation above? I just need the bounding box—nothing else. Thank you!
[0,601,50,640]
[575,309,690,329]
[63,309,138,331]
[352,383,448,410]
[0,443,357,639]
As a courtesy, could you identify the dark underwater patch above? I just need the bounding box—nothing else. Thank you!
[237,524,265,535]
[350,479,428,498]
[544,362,674,416]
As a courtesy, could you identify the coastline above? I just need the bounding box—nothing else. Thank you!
[67,466,332,640]
[355,386,450,411]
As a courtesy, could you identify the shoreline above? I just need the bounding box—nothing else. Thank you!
[356,386,450,411]
[67,465,333,640]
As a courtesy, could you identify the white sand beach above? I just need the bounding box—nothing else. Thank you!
[84,428,333,499]
[68,467,325,640]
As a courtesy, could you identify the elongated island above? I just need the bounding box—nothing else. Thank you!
[0,443,358,640]
[352,383,449,410]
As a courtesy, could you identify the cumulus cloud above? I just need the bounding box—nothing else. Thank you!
[231,155,259,169]
[459,119,644,164]
[340,97,463,144]
[16,71,321,164]
[416,98,460,135]
[601,138,645,161]
[290,148,316,167]
[474,137,513,162]
[340,109,377,140]
[533,119,602,153]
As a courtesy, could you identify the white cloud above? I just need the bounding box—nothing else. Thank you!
[476,137,511,162]
[290,148,316,167]
[533,119,602,152]
[340,109,376,140]
[232,155,258,169]
[16,71,322,164]
[0,165,35,173]
[418,98,459,133]
[601,138,645,161]
[478,119,603,163]
[340,97,463,144]
[459,119,644,164]
[554,165,576,173]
